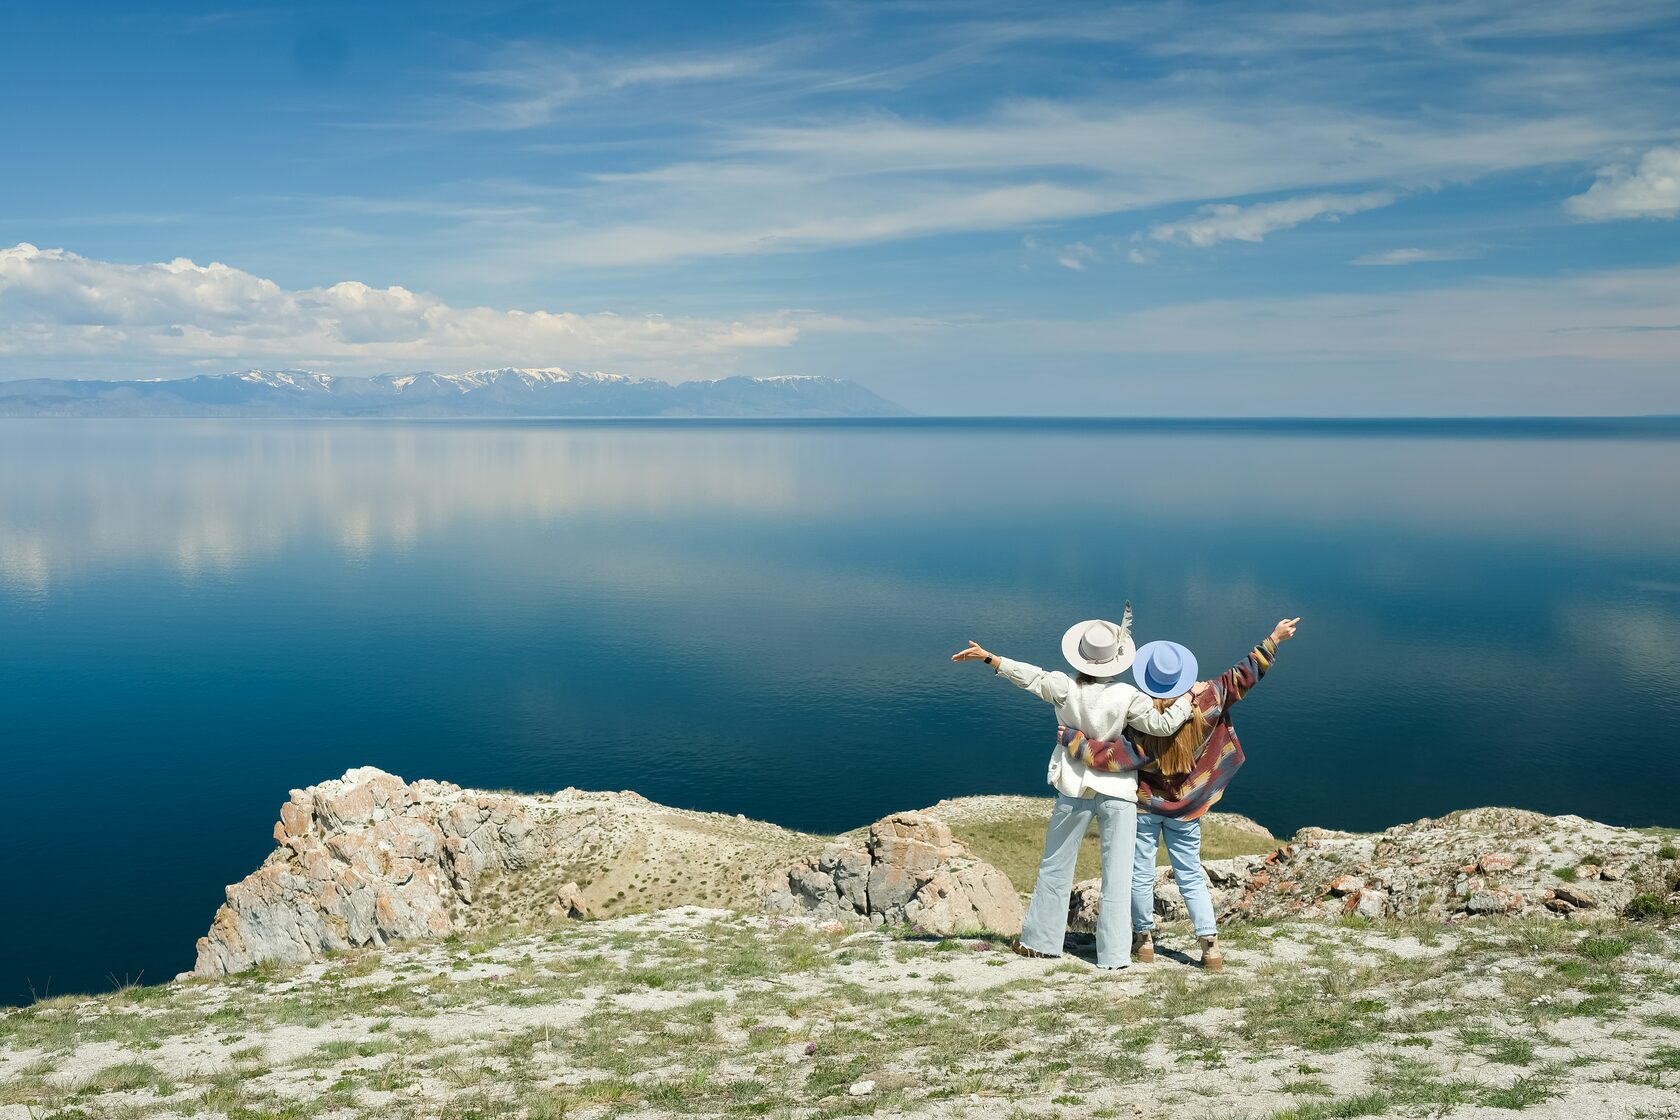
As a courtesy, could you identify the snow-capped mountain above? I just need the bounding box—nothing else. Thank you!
[0,368,908,418]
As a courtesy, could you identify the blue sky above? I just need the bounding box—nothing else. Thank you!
[1,0,1677,414]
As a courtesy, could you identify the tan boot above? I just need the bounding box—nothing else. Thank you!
[1199,936,1223,972]
[1132,931,1155,963]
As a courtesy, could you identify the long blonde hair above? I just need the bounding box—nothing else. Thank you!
[1131,696,1208,777]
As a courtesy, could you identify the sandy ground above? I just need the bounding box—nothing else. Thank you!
[4,906,1678,1119]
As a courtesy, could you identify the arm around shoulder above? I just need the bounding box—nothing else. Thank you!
[1125,688,1193,736]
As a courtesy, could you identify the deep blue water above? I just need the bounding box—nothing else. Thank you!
[4,418,1679,1004]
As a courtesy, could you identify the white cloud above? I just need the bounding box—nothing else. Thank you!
[1352,247,1480,266]
[1565,145,1680,221]
[478,100,1645,270]
[0,244,799,378]
[1149,191,1398,248]
[1055,242,1098,271]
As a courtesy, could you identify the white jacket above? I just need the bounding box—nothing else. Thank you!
[995,657,1194,800]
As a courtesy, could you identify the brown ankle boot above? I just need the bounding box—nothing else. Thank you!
[1199,936,1223,972]
[1132,931,1155,963]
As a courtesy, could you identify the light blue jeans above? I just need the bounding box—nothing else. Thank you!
[1131,812,1217,938]
[1019,793,1137,968]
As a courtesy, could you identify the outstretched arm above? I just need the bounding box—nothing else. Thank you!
[1210,617,1299,707]
[951,641,1071,706]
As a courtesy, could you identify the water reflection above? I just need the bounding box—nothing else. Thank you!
[2,419,1679,1003]
[3,421,1678,594]
[0,422,806,590]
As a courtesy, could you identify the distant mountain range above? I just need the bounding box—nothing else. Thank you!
[0,368,909,418]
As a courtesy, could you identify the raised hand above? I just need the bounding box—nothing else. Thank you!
[951,640,995,664]
[1271,617,1301,643]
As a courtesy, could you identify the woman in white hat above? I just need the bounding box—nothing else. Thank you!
[951,604,1195,969]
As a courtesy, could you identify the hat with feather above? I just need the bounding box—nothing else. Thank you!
[1060,601,1136,679]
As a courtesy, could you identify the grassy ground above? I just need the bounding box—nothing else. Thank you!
[950,807,1279,893]
[5,907,1677,1119]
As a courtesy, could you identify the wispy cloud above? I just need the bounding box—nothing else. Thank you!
[1148,191,1398,248]
[0,244,798,378]
[442,45,784,132]
[991,265,1680,365]
[1055,241,1098,271]
[458,103,1652,270]
[349,1,1677,272]
[1352,247,1481,266]
[1565,144,1680,221]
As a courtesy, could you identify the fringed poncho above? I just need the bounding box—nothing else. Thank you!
[1058,635,1278,821]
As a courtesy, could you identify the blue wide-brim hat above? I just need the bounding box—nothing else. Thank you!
[1132,640,1199,698]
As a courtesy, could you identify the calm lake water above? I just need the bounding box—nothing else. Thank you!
[4,418,1679,1003]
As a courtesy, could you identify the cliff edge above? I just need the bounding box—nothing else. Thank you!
[192,767,1680,979]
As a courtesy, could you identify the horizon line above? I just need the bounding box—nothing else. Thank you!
[5,414,1677,424]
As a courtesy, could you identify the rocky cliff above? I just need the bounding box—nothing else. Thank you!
[9,770,1674,1120]
[192,767,1680,979]
[192,767,1024,977]
[192,767,823,976]
[1087,805,1680,933]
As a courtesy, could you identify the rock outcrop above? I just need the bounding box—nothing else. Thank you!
[195,772,1674,980]
[765,812,1024,936]
[194,768,548,976]
[1069,806,1679,930]
[191,767,822,977]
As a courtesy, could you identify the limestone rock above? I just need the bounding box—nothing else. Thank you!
[765,810,1023,936]
[1214,807,1670,924]
[1553,883,1598,909]
[193,767,820,977]
[553,882,589,921]
[196,780,1675,979]
[193,768,539,976]
[1064,807,1670,930]
[867,813,960,916]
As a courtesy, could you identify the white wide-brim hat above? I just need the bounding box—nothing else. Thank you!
[1061,606,1136,678]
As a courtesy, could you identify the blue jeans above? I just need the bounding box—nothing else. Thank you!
[1019,793,1137,968]
[1132,812,1217,939]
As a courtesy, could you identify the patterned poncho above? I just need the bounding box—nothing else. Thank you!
[1058,635,1279,821]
